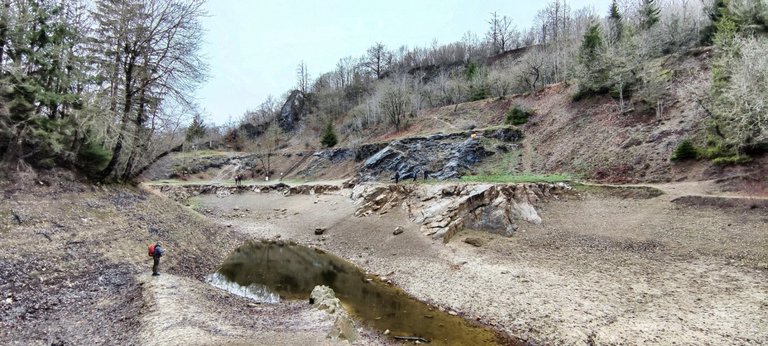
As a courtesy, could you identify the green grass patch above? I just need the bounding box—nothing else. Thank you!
[175,150,230,158]
[461,173,573,184]
[712,155,752,165]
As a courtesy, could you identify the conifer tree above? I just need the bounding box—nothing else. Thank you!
[575,23,608,98]
[608,0,623,43]
[186,113,207,143]
[320,121,338,148]
[639,0,661,30]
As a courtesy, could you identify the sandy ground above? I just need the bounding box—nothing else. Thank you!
[196,183,768,345]
[138,273,348,346]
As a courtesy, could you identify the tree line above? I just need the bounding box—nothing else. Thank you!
[0,0,207,180]
[222,0,765,163]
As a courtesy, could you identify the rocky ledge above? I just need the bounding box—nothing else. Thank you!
[152,183,341,203]
[352,182,571,242]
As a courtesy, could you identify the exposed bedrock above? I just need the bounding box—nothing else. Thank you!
[351,182,571,242]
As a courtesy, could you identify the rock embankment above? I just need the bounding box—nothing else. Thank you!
[153,183,341,203]
[352,182,571,242]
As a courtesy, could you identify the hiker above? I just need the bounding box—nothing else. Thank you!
[234,174,240,186]
[412,170,417,182]
[423,169,429,180]
[393,171,400,184]
[149,242,165,276]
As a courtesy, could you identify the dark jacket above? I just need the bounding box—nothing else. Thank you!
[153,244,165,258]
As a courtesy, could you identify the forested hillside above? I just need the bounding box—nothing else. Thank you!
[1,0,767,182]
[213,0,766,173]
[0,0,207,181]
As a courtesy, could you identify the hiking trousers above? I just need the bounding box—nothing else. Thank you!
[153,256,160,274]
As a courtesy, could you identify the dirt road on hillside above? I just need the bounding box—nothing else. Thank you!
[195,182,768,345]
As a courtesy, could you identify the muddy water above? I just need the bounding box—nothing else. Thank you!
[217,241,518,345]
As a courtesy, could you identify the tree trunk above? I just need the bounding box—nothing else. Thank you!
[99,54,135,181]
[121,71,148,181]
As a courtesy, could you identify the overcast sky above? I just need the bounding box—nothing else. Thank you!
[197,0,613,125]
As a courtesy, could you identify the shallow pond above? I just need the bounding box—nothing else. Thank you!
[216,240,518,345]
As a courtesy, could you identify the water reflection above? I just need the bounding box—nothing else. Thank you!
[217,241,515,345]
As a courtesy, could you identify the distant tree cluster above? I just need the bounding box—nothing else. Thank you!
[0,0,208,180]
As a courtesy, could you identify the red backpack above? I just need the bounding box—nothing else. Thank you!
[148,244,156,257]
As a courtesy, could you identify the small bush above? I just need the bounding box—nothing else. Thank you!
[506,107,533,126]
[76,141,112,177]
[469,85,490,101]
[571,85,611,102]
[671,140,698,161]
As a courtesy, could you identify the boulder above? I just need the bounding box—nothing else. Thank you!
[328,315,359,342]
[463,238,484,247]
[310,285,341,314]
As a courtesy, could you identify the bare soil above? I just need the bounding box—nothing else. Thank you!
[0,172,380,346]
[4,170,766,345]
[196,181,768,345]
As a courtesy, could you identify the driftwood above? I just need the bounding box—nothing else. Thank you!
[393,336,430,343]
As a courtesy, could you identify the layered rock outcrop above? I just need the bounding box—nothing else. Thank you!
[357,127,522,182]
[352,182,570,242]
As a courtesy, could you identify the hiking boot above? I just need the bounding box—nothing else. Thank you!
[152,273,160,276]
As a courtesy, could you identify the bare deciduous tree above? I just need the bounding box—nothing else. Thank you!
[297,60,309,93]
[92,0,208,181]
[377,77,411,131]
[365,42,391,79]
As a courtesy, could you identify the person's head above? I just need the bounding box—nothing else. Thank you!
[156,242,162,247]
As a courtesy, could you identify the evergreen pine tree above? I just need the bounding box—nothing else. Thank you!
[320,121,338,148]
[639,0,661,30]
[575,23,609,99]
[186,114,207,142]
[608,0,623,43]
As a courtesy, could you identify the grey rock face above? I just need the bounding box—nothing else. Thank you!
[278,90,307,133]
[357,127,522,182]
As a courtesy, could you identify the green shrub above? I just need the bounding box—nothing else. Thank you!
[469,85,490,101]
[76,141,112,177]
[671,139,698,161]
[506,107,533,126]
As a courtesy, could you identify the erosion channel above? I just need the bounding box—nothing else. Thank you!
[214,241,517,345]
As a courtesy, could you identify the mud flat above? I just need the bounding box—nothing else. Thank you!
[195,182,768,345]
